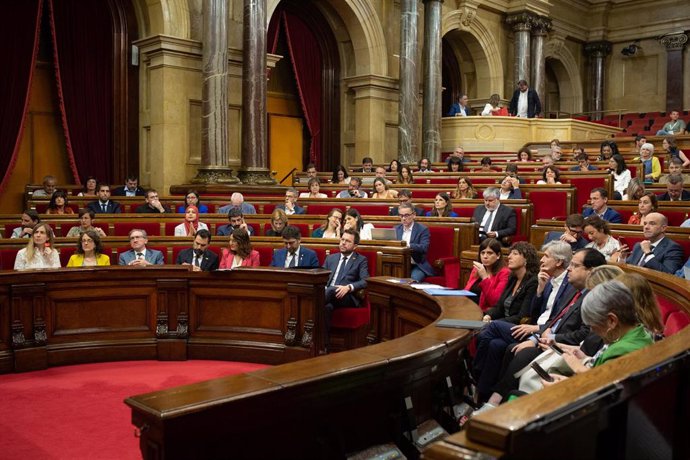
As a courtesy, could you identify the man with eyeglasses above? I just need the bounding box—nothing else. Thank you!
[389,189,424,217]
[118,229,164,266]
[542,214,588,250]
[394,202,435,282]
[472,187,517,245]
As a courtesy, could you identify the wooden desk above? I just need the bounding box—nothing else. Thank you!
[125,278,482,459]
[0,267,329,373]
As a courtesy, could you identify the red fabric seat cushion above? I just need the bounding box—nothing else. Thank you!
[332,299,370,329]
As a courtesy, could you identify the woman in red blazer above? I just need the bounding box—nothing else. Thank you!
[464,238,510,311]
[219,228,260,268]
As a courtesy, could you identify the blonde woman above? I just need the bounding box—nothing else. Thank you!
[481,94,502,116]
[14,223,61,271]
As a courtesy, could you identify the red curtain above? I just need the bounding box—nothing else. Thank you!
[0,0,43,195]
[48,0,114,184]
[281,11,323,167]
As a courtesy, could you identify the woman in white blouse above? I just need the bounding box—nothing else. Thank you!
[583,216,620,261]
[174,206,208,237]
[299,178,328,198]
[481,94,502,116]
[608,154,631,199]
[14,223,61,271]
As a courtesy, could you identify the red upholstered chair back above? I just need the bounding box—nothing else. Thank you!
[356,249,378,277]
[306,205,343,215]
[263,204,277,215]
[311,247,328,265]
[452,207,475,218]
[663,210,688,227]
[570,176,606,212]
[59,246,76,266]
[528,190,569,222]
[352,205,391,217]
[426,226,455,264]
[113,222,161,237]
[4,223,22,238]
[0,249,20,270]
[616,208,634,223]
[255,246,275,266]
[656,294,690,336]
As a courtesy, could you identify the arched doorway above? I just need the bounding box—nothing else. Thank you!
[267,0,340,175]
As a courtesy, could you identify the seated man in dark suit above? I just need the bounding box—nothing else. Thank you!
[112,174,146,197]
[217,208,254,237]
[472,187,517,245]
[275,188,305,215]
[87,184,122,214]
[135,189,172,213]
[322,228,369,333]
[612,212,684,274]
[118,229,165,266]
[394,203,435,282]
[582,187,622,223]
[542,214,588,250]
[657,174,690,201]
[270,225,319,268]
[175,229,219,271]
[389,189,424,217]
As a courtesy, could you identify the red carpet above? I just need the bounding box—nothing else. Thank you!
[0,360,269,460]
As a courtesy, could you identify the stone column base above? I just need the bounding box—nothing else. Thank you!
[237,168,277,185]
[190,166,240,184]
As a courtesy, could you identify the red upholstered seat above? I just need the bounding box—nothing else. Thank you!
[113,222,161,237]
[352,205,391,217]
[59,247,76,266]
[570,176,607,212]
[306,205,343,215]
[0,249,20,270]
[255,246,274,265]
[528,190,569,222]
[664,312,690,336]
[424,226,460,288]
[332,299,370,329]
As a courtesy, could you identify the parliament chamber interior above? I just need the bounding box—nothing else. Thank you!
[1,0,690,459]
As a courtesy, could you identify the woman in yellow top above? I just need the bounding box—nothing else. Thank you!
[67,230,111,267]
[638,142,661,183]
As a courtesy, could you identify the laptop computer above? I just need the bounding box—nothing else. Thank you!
[370,228,397,240]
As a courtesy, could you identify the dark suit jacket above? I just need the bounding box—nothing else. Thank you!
[485,275,538,324]
[472,204,517,240]
[217,224,254,237]
[582,206,622,224]
[542,287,590,345]
[627,237,685,274]
[112,186,146,197]
[87,200,122,214]
[508,88,541,118]
[657,190,690,201]
[118,248,165,266]
[529,275,571,323]
[270,246,319,268]
[323,251,369,307]
[135,204,172,213]
[275,204,305,215]
[176,248,219,271]
[394,223,435,276]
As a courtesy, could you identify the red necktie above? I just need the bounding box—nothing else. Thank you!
[548,290,582,328]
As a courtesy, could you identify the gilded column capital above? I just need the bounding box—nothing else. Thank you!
[659,33,688,51]
[584,41,612,58]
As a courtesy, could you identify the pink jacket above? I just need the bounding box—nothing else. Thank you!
[464,266,511,311]
[219,249,260,269]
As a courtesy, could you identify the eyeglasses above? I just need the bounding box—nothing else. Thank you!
[399,213,414,218]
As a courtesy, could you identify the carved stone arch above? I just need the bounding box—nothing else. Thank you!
[268,0,387,76]
[442,9,504,97]
[130,0,190,38]
[544,38,584,114]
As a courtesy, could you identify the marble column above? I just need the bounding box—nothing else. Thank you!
[659,33,688,112]
[421,0,443,162]
[192,0,239,184]
[238,0,275,185]
[398,0,419,165]
[584,41,612,121]
[505,13,533,84]
[530,17,551,115]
